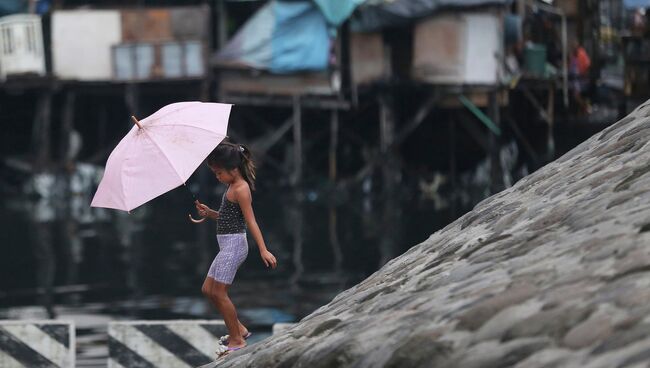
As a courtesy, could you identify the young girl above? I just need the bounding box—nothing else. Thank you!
[195,140,277,357]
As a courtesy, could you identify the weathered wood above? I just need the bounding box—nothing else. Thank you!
[217,0,228,49]
[488,90,502,194]
[252,116,294,156]
[222,94,350,110]
[449,119,457,217]
[505,117,540,164]
[291,95,302,187]
[393,91,439,144]
[33,91,53,170]
[59,90,75,165]
[343,92,438,186]
[457,111,490,152]
[329,109,339,182]
[546,84,556,160]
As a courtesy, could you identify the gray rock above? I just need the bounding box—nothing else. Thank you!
[217,102,650,367]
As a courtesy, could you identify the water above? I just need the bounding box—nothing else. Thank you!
[0,165,456,366]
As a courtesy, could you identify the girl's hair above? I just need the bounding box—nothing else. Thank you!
[207,138,256,190]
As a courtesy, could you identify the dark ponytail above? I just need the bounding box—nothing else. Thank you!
[207,138,257,191]
[238,144,256,191]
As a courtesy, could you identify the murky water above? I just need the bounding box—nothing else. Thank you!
[0,165,460,366]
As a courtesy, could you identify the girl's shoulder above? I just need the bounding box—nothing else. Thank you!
[232,180,252,199]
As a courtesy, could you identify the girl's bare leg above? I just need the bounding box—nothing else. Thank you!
[201,277,246,348]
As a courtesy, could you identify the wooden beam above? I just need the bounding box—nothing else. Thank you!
[457,111,490,152]
[251,116,293,155]
[449,119,457,218]
[222,94,351,110]
[329,110,339,183]
[341,91,439,186]
[33,91,53,170]
[488,91,503,193]
[505,117,541,165]
[59,90,76,165]
[520,85,552,125]
[291,95,303,187]
[393,91,439,144]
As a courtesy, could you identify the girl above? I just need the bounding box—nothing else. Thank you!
[195,140,277,357]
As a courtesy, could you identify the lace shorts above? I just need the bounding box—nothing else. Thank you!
[207,233,248,285]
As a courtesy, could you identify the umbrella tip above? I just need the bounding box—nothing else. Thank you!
[131,116,143,129]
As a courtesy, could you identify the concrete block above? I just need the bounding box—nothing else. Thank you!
[0,320,75,368]
[108,320,227,368]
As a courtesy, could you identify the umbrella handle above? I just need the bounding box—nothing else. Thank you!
[188,213,206,223]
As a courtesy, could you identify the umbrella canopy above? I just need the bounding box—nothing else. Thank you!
[91,101,232,212]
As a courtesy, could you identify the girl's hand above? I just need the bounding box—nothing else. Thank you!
[195,201,219,220]
[260,250,277,269]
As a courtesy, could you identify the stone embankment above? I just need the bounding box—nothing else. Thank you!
[221,102,650,367]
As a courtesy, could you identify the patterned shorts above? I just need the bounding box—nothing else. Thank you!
[207,233,249,285]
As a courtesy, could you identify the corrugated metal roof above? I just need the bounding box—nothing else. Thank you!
[352,0,512,31]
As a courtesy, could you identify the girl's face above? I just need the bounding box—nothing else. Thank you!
[209,165,236,184]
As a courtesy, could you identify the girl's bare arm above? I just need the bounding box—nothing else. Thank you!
[235,185,277,268]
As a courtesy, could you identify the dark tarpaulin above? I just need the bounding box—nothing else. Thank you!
[351,0,512,31]
[0,0,27,17]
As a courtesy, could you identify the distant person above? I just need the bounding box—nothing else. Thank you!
[194,139,277,358]
[633,8,646,35]
[569,40,591,114]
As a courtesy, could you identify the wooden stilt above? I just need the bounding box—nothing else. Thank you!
[291,95,302,187]
[379,91,397,266]
[329,109,339,183]
[289,199,304,289]
[33,91,53,170]
[488,91,502,194]
[449,117,457,218]
[546,82,556,160]
[344,92,437,186]
[328,108,342,270]
[98,103,108,152]
[60,90,75,166]
[216,0,228,49]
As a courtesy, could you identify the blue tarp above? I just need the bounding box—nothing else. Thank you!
[271,1,330,72]
[0,0,27,17]
[623,0,650,8]
[215,0,364,73]
[312,0,366,25]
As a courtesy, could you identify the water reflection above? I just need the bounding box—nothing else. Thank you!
[1,162,465,363]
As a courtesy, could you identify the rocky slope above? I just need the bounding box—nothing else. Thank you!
[221,102,650,367]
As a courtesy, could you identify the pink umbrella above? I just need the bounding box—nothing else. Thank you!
[91,101,231,213]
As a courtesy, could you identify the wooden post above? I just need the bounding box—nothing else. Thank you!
[488,91,502,194]
[329,109,338,183]
[33,91,53,170]
[379,93,395,155]
[59,90,75,165]
[98,103,108,151]
[546,82,556,160]
[379,91,397,266]
[328,109,342,271]
[289,198,304,289]
[449,117,457,218]
[291,95,302,187]
[216,0,228,49]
